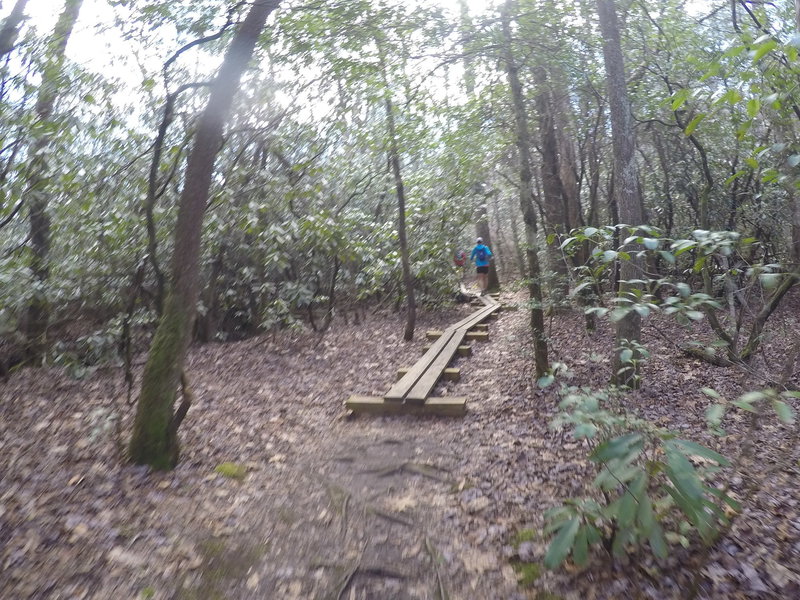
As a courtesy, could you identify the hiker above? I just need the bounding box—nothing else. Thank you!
[470,237,493,295]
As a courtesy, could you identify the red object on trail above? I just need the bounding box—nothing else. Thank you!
[454,249,467,267]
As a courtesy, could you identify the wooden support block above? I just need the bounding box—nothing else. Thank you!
[422,344,431,353]
[470,323,488,332]
[345,396,467,417]
[457,345,472,357]
[442,368,460,382]
[465,331,489,342]
[426,330,443,340]
[397,366,457,382]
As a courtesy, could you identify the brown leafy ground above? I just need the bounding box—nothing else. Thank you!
[1,288,799,599]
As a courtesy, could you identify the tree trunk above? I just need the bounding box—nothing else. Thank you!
[506,187,527,277]
[533,65,569,298]
[129,0,281,470]
[796,0,800,31]
[501,0,548,377]
[0,0,28,58]
[597,0,645,388]
[792,191,800,266]
[475,198,500,291]
[489,191,510,277]
[23,0,83,361]
[376,36,416,341]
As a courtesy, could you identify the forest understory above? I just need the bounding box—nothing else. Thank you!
[2,287,799,600]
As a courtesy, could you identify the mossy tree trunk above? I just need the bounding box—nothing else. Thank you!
[24,0,83,362]
[129,0,281,470]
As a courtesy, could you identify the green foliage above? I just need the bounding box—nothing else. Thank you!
[544,386,737,570]
[613,339,649,389]
[561,225,794,363]
[703,387,797,433]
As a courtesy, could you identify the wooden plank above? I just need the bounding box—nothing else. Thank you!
[384,301,498,403]
[426,330,443,340]
[470,323,489,332]
[465,331,489,342]
[384,327,459,401]
[405,332,468,404]
[457,345,472,357]
[346,396,467,417]
[451,303,499,331]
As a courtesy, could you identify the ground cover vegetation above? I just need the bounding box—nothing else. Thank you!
[2,0,800,597]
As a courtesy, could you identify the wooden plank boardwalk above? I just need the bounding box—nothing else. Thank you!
[346,292,500,416]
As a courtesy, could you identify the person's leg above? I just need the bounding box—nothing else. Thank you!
[477,269,488,293]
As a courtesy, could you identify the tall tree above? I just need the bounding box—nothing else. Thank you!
[129,0,282,469]
[500,0,548,377]
[597,0,645,387]
[23,0,83,360]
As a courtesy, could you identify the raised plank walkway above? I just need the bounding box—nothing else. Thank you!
[346,291,500,416]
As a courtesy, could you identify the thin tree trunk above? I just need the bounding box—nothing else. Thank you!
[501,0,548,377]
[507,188,527,277]
[129,0,281,469]
[489,191,510,277]
[375,38,416,341]
[23,0,83,361]
[597,0,645,388]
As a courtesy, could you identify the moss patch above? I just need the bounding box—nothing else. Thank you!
[178,537,268,600]
[510,528,537,548]
[214,462,247,481]
[511,561,542,588]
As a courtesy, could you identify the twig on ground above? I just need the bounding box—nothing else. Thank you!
[366,505,415,527]
[425,536,449,600]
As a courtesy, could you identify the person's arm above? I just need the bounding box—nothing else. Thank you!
[470,246,477,261]
[487,247,493,258]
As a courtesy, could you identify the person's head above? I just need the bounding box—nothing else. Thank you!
[476,237,483,244]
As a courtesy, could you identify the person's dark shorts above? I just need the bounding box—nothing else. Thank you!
[476,266,489,274]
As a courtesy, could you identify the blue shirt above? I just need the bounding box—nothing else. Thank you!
[470,244,492,267]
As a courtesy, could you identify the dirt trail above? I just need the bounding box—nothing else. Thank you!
[178,294,529,599]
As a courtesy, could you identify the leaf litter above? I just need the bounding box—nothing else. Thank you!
[0,290,799,598]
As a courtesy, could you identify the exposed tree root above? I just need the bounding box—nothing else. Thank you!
[364,461,452,483]
[680,345,735,367]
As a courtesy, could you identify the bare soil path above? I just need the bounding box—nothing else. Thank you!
[2,289,800,599]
